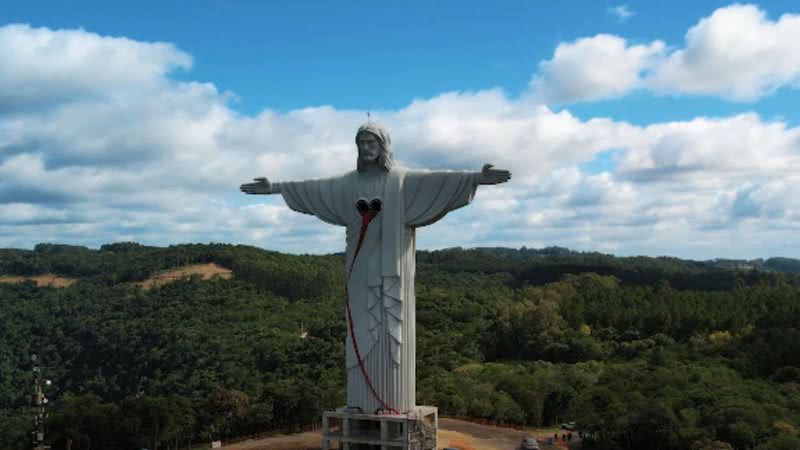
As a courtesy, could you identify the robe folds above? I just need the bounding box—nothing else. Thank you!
[281,168,478,413]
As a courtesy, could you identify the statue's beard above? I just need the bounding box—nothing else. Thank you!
[357,146,393,172]
[360,150,381,164]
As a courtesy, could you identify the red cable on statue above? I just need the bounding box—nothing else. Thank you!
[345,198,399,415]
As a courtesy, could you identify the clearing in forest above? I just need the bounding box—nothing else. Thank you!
[137,263,232,290]
[0,274,76,288]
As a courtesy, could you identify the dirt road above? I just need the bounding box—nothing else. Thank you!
[221,418,570,450]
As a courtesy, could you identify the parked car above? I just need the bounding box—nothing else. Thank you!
[520,436,539,449]
[560,421,576,430]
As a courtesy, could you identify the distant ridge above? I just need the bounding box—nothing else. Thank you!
[2,243,798,280]
[426,245,800,273]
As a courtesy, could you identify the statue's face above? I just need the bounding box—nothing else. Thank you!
[357,132,382,163]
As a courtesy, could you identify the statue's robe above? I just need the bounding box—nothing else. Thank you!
[281,168,478,412]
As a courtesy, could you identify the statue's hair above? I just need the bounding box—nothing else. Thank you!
[356,122,395,172]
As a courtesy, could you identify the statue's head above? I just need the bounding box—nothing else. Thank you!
[356,122,394,172]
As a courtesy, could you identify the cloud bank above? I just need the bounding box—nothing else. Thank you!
[2,4,799,259]
[532,4,800,103]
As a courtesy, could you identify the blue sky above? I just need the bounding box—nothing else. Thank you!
[2,1,800,259]
[6,1,798,117]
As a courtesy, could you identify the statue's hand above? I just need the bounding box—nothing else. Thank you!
[479,164,511,185]
[240,177,273,195]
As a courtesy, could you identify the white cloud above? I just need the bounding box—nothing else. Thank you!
[730,179,800,220]
[530,34,665,104]
[648,4,800,100]
[0,203,78,225]
[530,4,800,103]
[1,23,800,259]
[618,113,800,181]
[0,24,191,108]
[608,5,635,21]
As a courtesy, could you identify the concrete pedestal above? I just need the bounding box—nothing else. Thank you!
[321,406,437,450]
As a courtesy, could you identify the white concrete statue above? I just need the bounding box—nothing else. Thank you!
[241,122,510,414]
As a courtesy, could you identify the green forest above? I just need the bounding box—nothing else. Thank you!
[1,243,799,450]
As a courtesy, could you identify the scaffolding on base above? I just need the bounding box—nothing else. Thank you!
[321,406,437,450]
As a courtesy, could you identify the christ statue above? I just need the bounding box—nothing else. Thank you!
[240,122,511,414]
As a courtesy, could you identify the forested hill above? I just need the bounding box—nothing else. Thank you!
[4,242,800,289]
[1,243,800,450]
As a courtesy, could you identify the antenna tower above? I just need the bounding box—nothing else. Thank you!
[32,354,51,450]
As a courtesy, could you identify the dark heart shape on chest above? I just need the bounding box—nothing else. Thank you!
[356,197,383,216]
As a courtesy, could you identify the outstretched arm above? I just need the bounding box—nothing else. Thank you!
[252,174,351,226]
[240,177,282,195]
[476,163,511,185]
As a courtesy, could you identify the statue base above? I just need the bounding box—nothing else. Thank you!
[321,406,437,450]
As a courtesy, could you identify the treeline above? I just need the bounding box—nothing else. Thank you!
[1,243,799,449]
[418,246,800,291]
[0,243,342,299]
[416,273,800,449]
